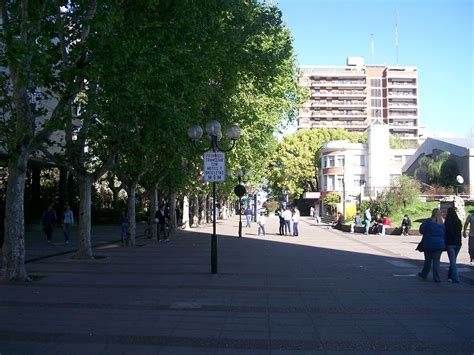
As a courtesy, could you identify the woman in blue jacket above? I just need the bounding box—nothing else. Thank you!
[418,208,445,283]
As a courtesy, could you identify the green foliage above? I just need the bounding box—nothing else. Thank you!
[323,192,341,206]
[360,175,421,218]
[389,136,419,149]
[415,152,450,186]
[268,128,363,198]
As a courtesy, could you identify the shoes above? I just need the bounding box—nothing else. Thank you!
[164,239,170,242]
[417,273,426,280]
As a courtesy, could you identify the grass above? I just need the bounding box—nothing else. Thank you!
[390,200,474,229]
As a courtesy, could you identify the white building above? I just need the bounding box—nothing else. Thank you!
[320,123,415,217]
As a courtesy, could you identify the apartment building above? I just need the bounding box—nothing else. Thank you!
[299,57,420,140]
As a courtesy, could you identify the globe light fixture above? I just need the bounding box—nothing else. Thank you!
[187,120,241,274]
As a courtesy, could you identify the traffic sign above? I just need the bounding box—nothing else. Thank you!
[204,152,225,182]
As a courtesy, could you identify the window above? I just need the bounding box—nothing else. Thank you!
[354,174,365,186]
[328,155,335,167]
[392,155,402,164]
[354,155,365,166]
[337,155,345,167]
[336,175,344,190]
[326,175,335,191]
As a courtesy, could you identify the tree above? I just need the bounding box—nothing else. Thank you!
[415,152,450,185]
[323,192,340,214]
[0,0,100,280]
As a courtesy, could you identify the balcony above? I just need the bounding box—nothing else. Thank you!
[312,101,367,108]
[312,90,366,98]
[387,80,417,88]
[311,80,366,88]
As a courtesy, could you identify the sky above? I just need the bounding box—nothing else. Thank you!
[276,0,473,138]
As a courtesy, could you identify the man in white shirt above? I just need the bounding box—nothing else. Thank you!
[283,208,292,236]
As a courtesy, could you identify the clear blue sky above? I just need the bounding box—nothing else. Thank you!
[276,0,473,138]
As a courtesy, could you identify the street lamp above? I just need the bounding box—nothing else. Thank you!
[188,120,241,274]
[455,175,464,196]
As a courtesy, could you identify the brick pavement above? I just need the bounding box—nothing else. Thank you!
[1,215,473,354]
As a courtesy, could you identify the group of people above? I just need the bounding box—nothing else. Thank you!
[41,204,74,244]
[417,207,474,283]
[353,208,411,236]
[246,206,300,237]
[275,206,300,236]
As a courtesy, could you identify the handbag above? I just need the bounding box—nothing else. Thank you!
[415,239,424,252]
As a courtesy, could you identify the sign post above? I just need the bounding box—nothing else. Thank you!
[203,151,225,273]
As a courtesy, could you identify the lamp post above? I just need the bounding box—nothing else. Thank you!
[188,120,241,274]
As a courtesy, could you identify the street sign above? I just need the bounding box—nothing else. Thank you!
[204,152,225,182]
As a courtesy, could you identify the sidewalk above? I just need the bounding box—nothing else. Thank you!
[1,215,473,354]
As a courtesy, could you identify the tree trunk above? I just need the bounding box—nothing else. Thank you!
[126,179,138,247]
[191,194,199,227]
[1,156,29,281]
[76,175,93,259]
[169,191,177,233]
[149,185,158,240]
[181,195,190,230]
[199,193,207,225]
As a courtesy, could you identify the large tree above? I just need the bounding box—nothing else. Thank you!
[0,0,100,280]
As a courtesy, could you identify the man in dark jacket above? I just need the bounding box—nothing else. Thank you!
[155,204,169,242]
[42,205,57,243]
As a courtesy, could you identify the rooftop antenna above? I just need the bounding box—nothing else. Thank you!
[395,9,399,65]
[371,33,375,63]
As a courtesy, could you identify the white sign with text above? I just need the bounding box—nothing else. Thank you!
[204,152,226,182]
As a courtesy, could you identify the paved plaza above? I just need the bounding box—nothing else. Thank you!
[1,215,474,354]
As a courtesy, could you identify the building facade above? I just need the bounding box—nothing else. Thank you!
[320,124,415,217]
[299,57,420,140]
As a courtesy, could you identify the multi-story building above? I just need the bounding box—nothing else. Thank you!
[319,123,415,217]
[299,56,420,140]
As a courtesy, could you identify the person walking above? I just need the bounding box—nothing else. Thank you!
[363,207,371,235]
[42,205,57,243]
[283,207,292,236]
[463,210,474,263]
[155,204,170,242]
[257,211,266,236]
[292,207,300,236]
[444,207,462,283]
[418,208,445,283]
[245,206,252,228]
[62,203,74,244]
[119,210,128,246]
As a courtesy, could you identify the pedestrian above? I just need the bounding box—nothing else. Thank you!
[119,209,128,246]
[363,207,371,235]
[332,212,344,230]
[417,208,445,283]
[354,213,362,227]
[277,207,285,235]
[401,215,411,235]
[62,203,74,244]
[42,205,57,243]
[155,203,169,242]
[292,207,300,236]
[245,206,252,228]
[283,207,292,235]
[310,206,315,219]
[257,211,266,236]
[376,214,383,235]
[381,214,391,236]
[444,207,462,283]
[463,210,474,263]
